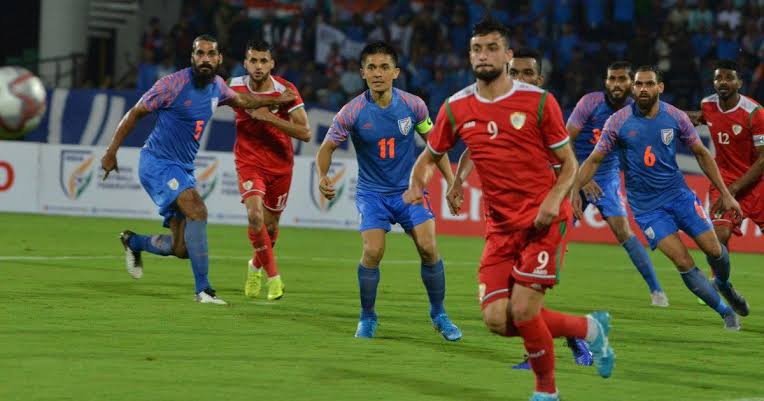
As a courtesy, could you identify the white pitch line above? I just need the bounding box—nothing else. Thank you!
[0,254,477,266]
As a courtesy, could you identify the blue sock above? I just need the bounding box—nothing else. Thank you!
[184,220,211,293]
[706,244,730,286]
[127,234,173,256]
[622,236,662,293]
[421,259,446,319]
[681,267,731,316]
[358,264,379,320]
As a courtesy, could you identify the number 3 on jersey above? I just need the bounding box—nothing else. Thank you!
[378,138,395,159]
[194,120,205,141]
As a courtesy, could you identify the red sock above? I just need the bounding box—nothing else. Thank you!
[541,308,587,339]
[248,225,278,277]
[515,315,556,394]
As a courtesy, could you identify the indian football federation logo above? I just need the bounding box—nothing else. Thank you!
[310,161,346,212]
[194,156,219,200]
[732,124,742,135]
[661,128,674,145]
[60,150,95,200]
[510,112,526,130]
[398,116,412,136]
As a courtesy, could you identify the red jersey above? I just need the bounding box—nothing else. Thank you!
[428,81,572,233]
[229,75,304,175]
[701,94,764,184]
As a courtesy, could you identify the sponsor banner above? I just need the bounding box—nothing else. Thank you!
[0,142,40,213]
[279,157,360,229]
[427,169,763,254]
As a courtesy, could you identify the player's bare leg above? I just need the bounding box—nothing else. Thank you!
[354,229,385,338]
[244,195,282,299]
[606,215,667,306]
[656,233,737,329]
[694,229,748,316]
[410,220,461,341]
[176,189,225,305]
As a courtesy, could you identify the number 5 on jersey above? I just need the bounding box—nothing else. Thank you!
[194,120,205,141]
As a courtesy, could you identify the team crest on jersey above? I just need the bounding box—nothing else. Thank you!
[732,124,742,135]
[398,117,412,136]
[242,180,253,190]
[661,128,674,145]
[211,97,219,112]
[510,112,526,129]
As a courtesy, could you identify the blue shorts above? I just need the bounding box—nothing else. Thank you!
[139,149,196,227]
[355,190,434,232]
[633,190,713,250]
[581,176,627,219]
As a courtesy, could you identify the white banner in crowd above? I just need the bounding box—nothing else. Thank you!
[1,142,360,230]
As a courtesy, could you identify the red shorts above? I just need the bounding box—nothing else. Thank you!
[478,219,570,309]
[237,167,292,214]
[709,184,764,236]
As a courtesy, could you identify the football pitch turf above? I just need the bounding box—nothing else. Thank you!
[1,212,762,401]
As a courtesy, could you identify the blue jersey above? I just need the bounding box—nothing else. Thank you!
[567,91,633,180]
[595,101,701,215]
[140,68,236,169]
[326,88,433,193]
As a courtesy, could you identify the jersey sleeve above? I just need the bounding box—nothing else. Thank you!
[412,96,433,134]
[595,115,621,155]
[566,92,599,129]
[750,106,764,147]
[139,73,185,112]
[674,109,701,147]
[427,101,458,155]
[325,101,358,144]
[540,93,570,150]
[215,76,238,105]
[286,82,305,114]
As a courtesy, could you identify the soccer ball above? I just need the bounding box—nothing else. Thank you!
[0,66,47,139]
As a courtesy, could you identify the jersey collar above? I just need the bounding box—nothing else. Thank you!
[714,94,743,114]
[473,81,517,103]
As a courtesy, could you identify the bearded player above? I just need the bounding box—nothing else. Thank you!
[229,40,311,301]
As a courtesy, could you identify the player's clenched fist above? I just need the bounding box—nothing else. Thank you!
[534,196,560,229]
[100,151,119,180]
[275,89,297,105]
[445,177,464,215]
[402,185,424,205]
[318,175,336,200]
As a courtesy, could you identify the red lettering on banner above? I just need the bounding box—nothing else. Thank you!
[428,165,763,254]
[0,161,14,191]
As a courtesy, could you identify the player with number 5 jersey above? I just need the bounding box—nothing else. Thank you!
[100,34,295,305]
[575,65,749,331]
[316,41,462,341]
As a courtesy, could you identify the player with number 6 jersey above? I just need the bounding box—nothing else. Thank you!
[229,40,311,301]
[576,65,749,331]
[316,41,462,342]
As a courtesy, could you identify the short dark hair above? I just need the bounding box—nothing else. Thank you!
[246,39,273,55]
[715,59,738,72]
[193,34,218,51]
[472,16,510,48]
[635,65,663,83]
[607,61,634,79]
[513,48,542,73]
[360,41,398,66]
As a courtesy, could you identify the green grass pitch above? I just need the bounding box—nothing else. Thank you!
[1,213,762,401]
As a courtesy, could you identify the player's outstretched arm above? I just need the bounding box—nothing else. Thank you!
[248,106,311,142]
[230,89,297,110]
[690,141,743,216]
[536,143,578,228]
[101,103,151,180]
[316,138,338,200]
[404,149,441,205]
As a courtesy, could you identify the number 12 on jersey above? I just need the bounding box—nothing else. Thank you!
[378,138,395,159]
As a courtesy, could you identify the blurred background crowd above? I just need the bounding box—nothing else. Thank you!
[126,0,764,114]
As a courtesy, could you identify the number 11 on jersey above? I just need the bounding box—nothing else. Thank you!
[378,137,395,159]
